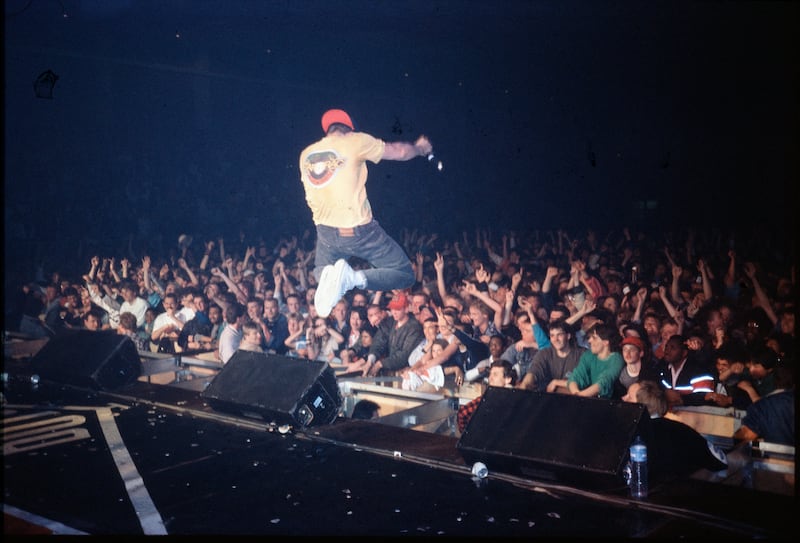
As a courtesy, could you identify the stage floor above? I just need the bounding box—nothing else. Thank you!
[2,366,796,537]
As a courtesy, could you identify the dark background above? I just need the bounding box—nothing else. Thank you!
[4,0,798,283]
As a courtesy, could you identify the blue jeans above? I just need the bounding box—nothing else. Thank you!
[314,220,414,292]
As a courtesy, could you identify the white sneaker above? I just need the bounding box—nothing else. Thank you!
[314,259,356,318]
[314,264,336,318]
[335,258,359,292]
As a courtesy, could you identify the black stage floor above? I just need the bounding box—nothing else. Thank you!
[2,371,796,538]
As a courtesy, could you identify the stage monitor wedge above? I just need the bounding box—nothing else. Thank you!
[457,388,650,490]
[201,351,342,428]
[30,330,142,391]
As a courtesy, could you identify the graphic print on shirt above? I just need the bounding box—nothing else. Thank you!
[304,150,345,188]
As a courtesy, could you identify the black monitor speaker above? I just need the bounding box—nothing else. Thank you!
[457,388,650,489]
[29,330,141,391]
[201,351,342,428]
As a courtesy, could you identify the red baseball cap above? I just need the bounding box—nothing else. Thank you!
[321,109,354,132]
[620,336,646,351]
[387,293,408,310]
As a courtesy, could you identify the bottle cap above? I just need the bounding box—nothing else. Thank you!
[471,462,488,479]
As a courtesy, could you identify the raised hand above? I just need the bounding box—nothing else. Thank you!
[433,252,444,274]
[511,267,523,290]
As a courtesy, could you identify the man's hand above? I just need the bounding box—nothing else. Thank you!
[414,135,432,156]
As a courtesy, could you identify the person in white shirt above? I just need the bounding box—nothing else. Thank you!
[119,280,149,330]
[150,293,187,354]
[218,302,246,364]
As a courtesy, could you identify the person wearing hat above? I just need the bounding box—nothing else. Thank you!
[613,335,660,400]
[299,108,433,319]
[364,292,423,377]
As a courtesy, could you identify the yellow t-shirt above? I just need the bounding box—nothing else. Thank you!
[299,131,385,227]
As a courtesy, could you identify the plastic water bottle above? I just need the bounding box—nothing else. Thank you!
[629,436,648,499]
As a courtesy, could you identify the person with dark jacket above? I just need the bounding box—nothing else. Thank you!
[624,380,728,484]
[365,293,424,376]
[654,334,715,407]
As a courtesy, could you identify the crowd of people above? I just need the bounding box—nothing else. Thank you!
[5,224,796,448]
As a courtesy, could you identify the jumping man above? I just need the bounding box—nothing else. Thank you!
[299,108,433,317]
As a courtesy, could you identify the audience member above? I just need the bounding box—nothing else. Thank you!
[15,282,51,338]
[736,346,781,403]
[339,323,377,373]
[655,334,715,408]
[341,305,368,355]
[307,316,345,363]
[457,359,517,433]
[704,342,752,409]
[733,365,795,445]
[238,320,265,353]
[466,334,508,383]
[405,318,441,375]
[119,280,150,330]
[327,299,350,347]
[177,294,214,352]
[176,285,197,322]
[566,322,623,398]
[262,297,290,355]
[614,336,660,399]
[365,292,424,377]
[117,311,150,351]
[518,319,584,392]
[207,302,224,348]
[150,292,185,354]
[623,380,728,483]
[402,338,448,392]
[465,299,501,349]
[366,303,387,329]
[500,301,544,382]
[351,399,381,420]
[281,292,305,318]
[43,286,81,336]
[81,307,105,331]
[218,302,246,363]
[143,307,158,349]
[284,311,311,358]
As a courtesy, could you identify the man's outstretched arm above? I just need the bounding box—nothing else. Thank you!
[382,135,432,161]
